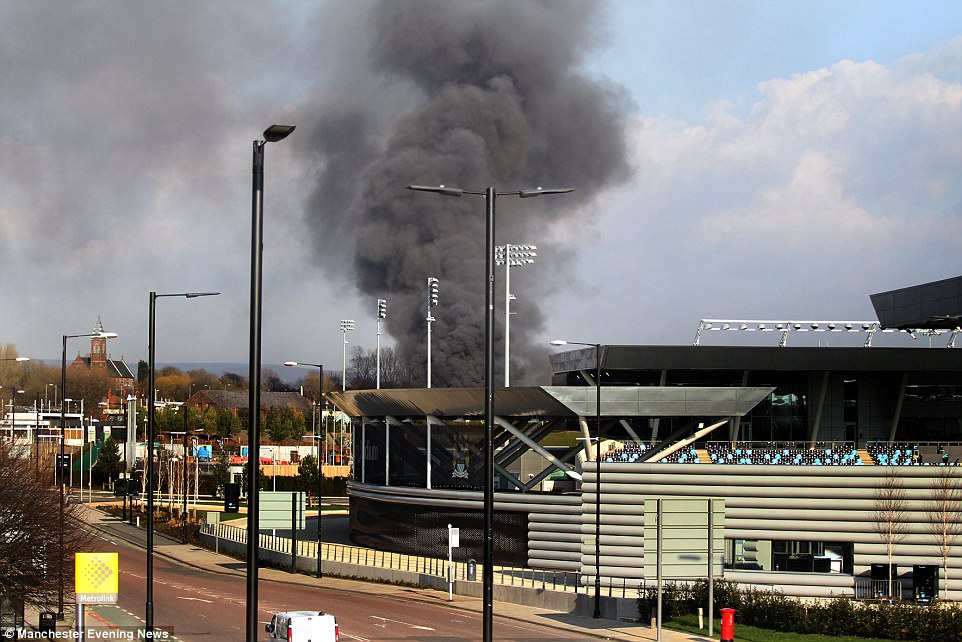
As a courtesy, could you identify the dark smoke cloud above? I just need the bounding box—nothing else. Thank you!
[301,0,631,386]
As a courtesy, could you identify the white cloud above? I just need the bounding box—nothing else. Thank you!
[558,47,962,347]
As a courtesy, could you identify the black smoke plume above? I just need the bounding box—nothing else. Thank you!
[301,0,631,387]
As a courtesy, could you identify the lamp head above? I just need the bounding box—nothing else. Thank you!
[549,340,568,346]
[284,361,298,367]
[518,187,574,198]
[407,184,464,197]
[263,124,295,142]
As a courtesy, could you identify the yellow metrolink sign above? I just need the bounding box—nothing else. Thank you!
[75,552,119,604]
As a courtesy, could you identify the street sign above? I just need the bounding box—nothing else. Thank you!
[259,491,306,530]
[75,552,119,604]
[643,497,725,578]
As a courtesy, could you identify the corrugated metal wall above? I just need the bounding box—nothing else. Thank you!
[530,462,962,598]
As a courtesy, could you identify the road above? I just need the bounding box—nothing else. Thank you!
[86,530,590,641]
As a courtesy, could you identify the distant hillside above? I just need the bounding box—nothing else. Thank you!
[29,361,303,384]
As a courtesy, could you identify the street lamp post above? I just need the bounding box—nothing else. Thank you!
[182,408,189,545]
[284,361,324,578]
[6,388,24,440]
[247,123,295,642]
[408,184,572,641]
[45,383,56,413]
[59,332,115,620]
[146,291,219,633]
[1,357,29,439]
[550,339,603,618]
[495,244,536,387]
[34,393,40,480]
[339,320,354,391]
[121,395,135,522]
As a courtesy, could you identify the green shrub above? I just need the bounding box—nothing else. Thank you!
[640,578,962,640]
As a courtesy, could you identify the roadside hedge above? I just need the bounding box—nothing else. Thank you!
[639,579,962,641]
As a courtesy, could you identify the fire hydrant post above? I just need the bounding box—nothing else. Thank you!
[720,608,736,642]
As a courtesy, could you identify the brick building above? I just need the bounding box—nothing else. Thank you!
[69,316,136,397]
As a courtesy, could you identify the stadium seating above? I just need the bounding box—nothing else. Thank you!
[599,441,962,466]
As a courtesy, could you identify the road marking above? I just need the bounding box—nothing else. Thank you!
[369,616,435,631]
[176,596,213,603]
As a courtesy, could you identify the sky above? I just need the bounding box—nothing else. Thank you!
[1,0,961,385]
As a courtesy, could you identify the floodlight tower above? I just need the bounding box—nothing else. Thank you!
[495,243,536,386]
[376,299,387,389]
[340,320,355,391]
[426,277,439,388]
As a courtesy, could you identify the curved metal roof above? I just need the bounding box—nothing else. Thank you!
[326,385,774,419]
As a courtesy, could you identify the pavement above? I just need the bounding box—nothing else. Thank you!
[27,498,712,642]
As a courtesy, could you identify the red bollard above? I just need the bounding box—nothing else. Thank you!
[720,608,736,642]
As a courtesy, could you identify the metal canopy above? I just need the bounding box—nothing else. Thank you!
[326,385,774,419]
[871,275,962,330]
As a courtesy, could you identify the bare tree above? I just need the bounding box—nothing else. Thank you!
[872,467,910,599]
[0,440,94,609]
[348,345,413,390]
[926,465,962,599]
[348,345,377,390]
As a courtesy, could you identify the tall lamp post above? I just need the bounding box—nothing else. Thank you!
[495,244,536,387]
[60,331,115,620]
[339,320,354,391]
[6,388,24,442]
[181,407,189,545]
[45,383,57,413]
[1,357,29,439]
[408,184,572,641]
[550,339,603,618]
[247,123,295,642]
[284,361,324,578]
[146,291,219,633]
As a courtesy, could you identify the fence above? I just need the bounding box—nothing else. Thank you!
[199,521,647,600]
[854,579,905,601]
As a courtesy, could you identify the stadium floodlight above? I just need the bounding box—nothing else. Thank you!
[427,277,439,308]
[692,319,924,347]
[495,243,537,386]
[426,278,439,388]
[340,320,354,391]
[376,299,387,389]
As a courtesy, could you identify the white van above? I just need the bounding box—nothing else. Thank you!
[265,611,339,642]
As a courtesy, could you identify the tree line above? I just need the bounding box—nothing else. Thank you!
[0,339,412,422]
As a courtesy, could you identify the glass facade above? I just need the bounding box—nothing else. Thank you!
[726,538,854,575]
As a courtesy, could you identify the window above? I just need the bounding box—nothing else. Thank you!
[726,538,852,574]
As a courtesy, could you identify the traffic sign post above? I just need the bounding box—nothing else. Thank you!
[75,552,119,638]
[643,498,725,641]
[447,524,460,601]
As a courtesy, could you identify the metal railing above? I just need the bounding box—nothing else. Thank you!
[200,522,648,598]
[854,579,904,601]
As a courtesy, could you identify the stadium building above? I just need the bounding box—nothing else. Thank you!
[331,276,962,599]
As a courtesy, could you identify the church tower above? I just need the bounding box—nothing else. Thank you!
[90,316,108,369]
